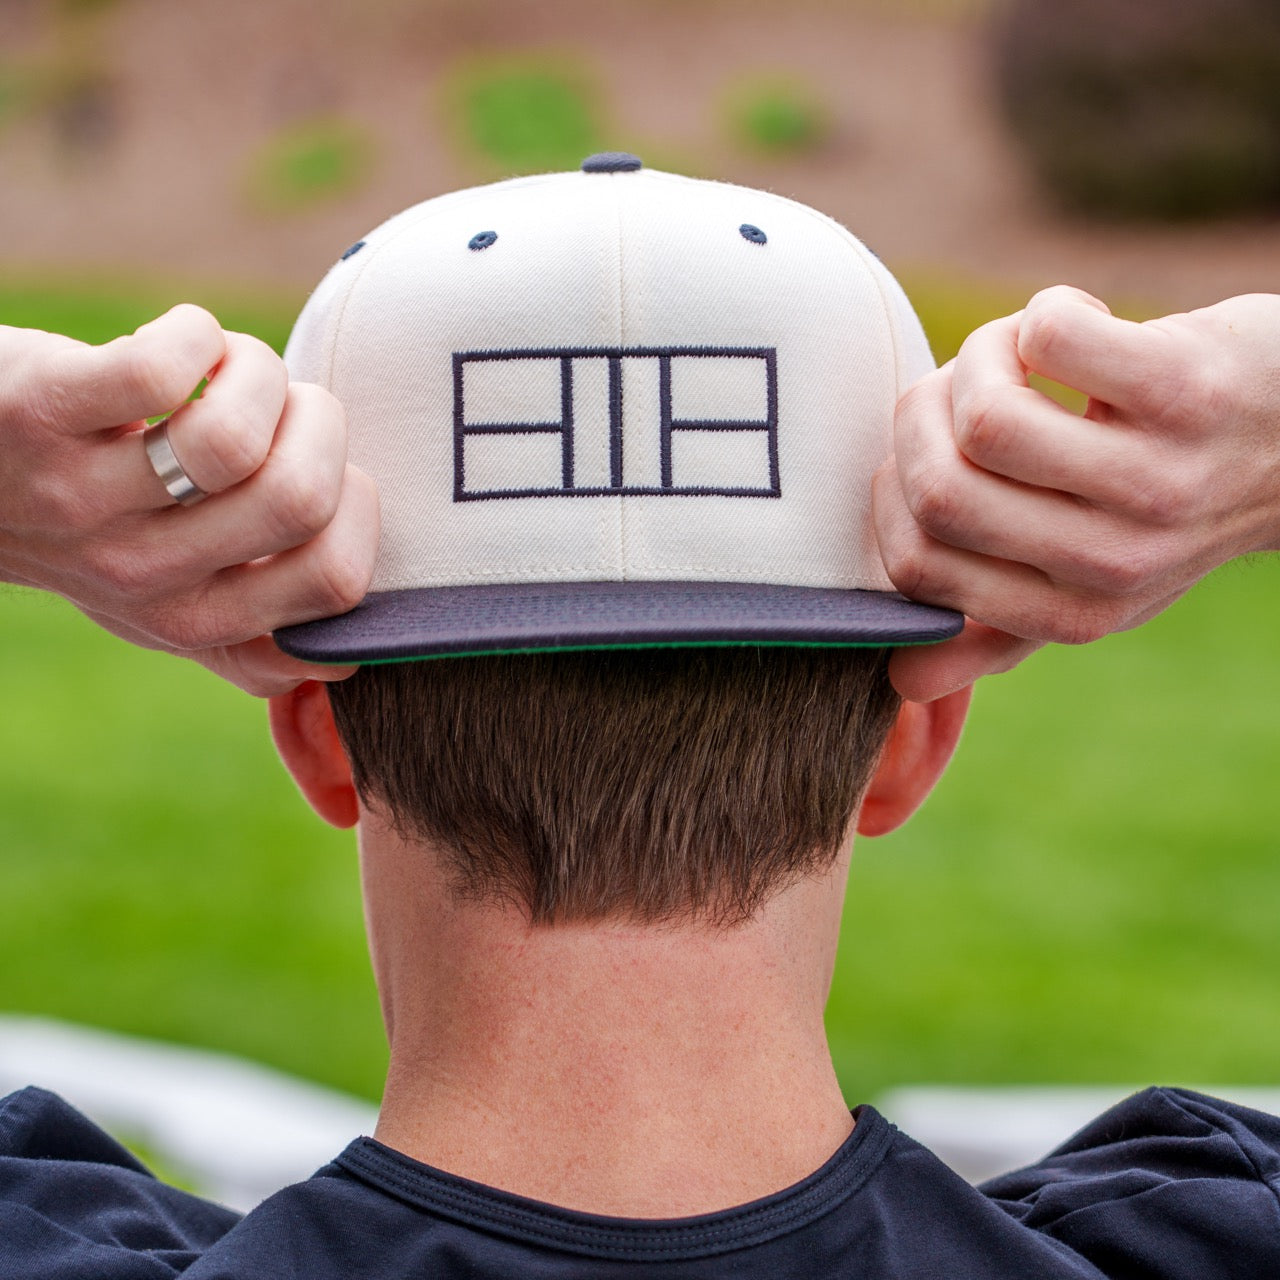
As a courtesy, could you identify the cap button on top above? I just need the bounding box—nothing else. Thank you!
[581,152,643,173]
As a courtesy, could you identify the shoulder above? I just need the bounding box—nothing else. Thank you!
[979,1087,1280,1278]
[0,1087,240,1279]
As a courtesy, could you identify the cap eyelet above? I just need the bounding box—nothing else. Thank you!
[739,224,767,245]
[468,230,498,252]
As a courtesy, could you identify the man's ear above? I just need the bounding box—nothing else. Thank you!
[856,685,972,838]
[268,681,360,829]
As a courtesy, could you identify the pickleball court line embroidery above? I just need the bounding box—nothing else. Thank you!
[453,346,780,501]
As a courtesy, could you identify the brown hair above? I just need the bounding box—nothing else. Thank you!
[328,646,900,926]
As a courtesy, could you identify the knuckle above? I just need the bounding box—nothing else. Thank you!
[1088,556,1148,596]
[1019,285,1098,365]
[881,535,934,603]
[1016,301,1060,370]
[1070,535,1172,599]
[1069,538,1156,595]
[287,381,347,444]
[147,595,229,652]
[1181,356,1230,430]
[312,547,371,616]
[197,400,272,486]
[167,302,220,337]
[953,388,1014,464]
[1121,466,1197,528]
[1053,603,1121,647]
[123,344,198,415]
[894,377,934,433]
[229,331,290,399]
[264,462,339,544]
[903,463,964,541]
[85,541,159,598]
[32,471,100,534]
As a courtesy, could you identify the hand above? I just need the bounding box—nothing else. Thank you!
[874,286,1280,701]
[0,305,379,696]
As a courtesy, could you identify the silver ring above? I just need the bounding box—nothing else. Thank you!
[143,419,207,507]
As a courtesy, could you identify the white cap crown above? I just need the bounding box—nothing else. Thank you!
[285,160,935,600]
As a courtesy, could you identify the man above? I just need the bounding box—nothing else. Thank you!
[3,160,1280,1275]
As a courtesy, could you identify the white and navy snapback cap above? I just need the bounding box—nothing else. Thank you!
[275,153,962,662]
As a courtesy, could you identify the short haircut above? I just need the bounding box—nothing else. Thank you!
[328,647,901,926]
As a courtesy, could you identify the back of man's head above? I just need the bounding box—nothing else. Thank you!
[275,158,964,929]
[329,646,900,926]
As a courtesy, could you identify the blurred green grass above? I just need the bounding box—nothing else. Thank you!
[2,276,1278,1107]
[832,555,1280,1093]
[0,275,299,352]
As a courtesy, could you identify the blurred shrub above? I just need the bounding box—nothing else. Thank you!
[47,65,117,153]
[442,56,604,175]
[0,65,30,127]
[246,117,376,214]
[993,0,1280,219]
[56,0,122,14]
[723,75,829,156]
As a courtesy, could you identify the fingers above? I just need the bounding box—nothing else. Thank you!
[165,382,351,566]
[3,306,380,701]
[874,287,1273,696]
[76,383,353,605]
[872,461,1127,645]
[943,318,1157,507]
[889,378,1167,589]
[55,382,374,660]
[74,454,378,673]
[141,463,380,654]
[193,637,358,699]
[1016,285,1171,415]
[157,332,290,497]
[30,305,226,435]
[179,464,379,650]
[75,331,293,515]
[889,622,1043,703]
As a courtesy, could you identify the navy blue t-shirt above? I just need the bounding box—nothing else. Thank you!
[1,1084,1278,1277]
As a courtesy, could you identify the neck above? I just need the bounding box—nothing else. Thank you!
[363,823,855,1217]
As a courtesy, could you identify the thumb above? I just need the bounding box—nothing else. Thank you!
[889,621,1043,703]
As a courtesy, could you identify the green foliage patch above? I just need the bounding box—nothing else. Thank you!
[246,117,377,215]
[724,75,829,156]
[442,56,604,176]
[0,65,31,126]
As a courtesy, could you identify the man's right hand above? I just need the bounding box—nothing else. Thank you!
[874,287,1280,701]
[0,304,379,696]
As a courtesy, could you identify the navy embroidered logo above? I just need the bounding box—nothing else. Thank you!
[453,346,780,502]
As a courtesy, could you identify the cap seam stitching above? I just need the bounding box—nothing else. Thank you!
[610,170,630,579]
